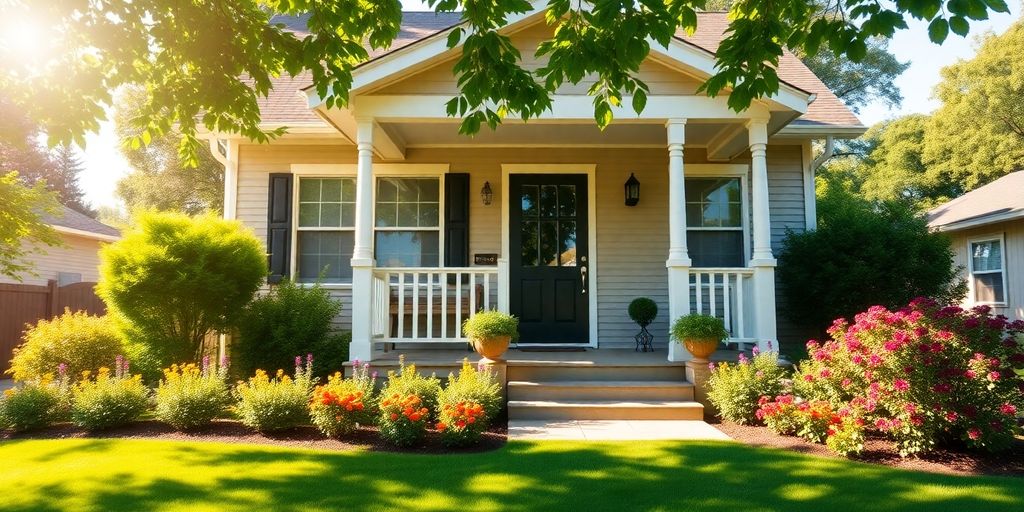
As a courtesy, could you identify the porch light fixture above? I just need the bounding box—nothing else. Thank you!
[481,181,493,206]
[624,173,640,206]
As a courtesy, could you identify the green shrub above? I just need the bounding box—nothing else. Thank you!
[97,211,266,366]
[462,310,519,340]
[8,311,125,382]
[437,359,502,447]
[670,313,729,341]
[234,279,347,379]
[627,298,658,326]
[234,356,314,433]
[154,358,231,430]
[71,359,150,430]
[309,364,376,437]
[778,188,965,332]
[1,377,70,432]
[377,358,441,447]
[707,350,788,424]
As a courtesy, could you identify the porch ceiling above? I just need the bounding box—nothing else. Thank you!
[381,120,731,148]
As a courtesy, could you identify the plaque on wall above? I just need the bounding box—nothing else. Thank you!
[474,253,499,265]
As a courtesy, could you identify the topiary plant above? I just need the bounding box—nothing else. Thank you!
[628,297,658,327]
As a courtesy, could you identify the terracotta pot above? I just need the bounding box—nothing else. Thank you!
[471,335,511,360]
[683,337,721,362]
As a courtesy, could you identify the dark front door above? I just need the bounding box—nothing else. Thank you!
[509,174,589,343]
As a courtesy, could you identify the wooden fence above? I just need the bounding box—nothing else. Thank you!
[0,280,105,374]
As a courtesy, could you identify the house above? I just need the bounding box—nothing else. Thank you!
[928,171,1024,320]
[0,205,120,286]
[202,8,864,364]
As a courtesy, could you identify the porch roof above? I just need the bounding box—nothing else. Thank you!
[259,11,862,134]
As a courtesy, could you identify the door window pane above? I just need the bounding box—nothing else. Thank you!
[375,232,440,267]
[540,220,558,266]
[521,221,539,266]
[540,185,558,217]
[559,221,577,266]
[559,185,577,217]
[521,185,539,217]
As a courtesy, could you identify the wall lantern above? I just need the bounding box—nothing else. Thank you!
[481,181,493,206]
[624,173,640,206]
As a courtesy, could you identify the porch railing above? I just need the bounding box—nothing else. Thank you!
[371,267,500,344]
[688,267,755,347]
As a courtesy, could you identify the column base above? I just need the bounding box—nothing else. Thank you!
[480,358,508,404]
[685,360,716,417]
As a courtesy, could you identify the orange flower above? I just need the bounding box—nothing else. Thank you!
[390,413,399,421]
[436,422,447,431]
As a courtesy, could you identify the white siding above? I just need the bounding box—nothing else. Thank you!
[949,220,1024,320]
[0,234,108,286]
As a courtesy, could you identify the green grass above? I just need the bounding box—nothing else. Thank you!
[0,438,1021,511]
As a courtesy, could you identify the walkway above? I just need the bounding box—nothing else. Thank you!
[508,419,732,441]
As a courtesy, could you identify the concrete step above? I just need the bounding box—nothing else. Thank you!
[508,399,704,421]
[508,380,694,402]
[506,363,688,382]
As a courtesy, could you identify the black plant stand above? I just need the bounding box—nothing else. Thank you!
[634,323,654,352]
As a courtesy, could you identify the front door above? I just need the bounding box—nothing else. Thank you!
[509,174,589,343]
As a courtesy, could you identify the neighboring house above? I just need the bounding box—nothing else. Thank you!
[928,171,1024,320]
[0,206,120,286]
[202,8,864,362]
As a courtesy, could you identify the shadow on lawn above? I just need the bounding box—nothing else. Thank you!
[4,439,1023,512]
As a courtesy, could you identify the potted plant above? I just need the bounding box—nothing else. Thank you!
[628,297,658,352]
[462,310,519,360]
[670,313,729,362]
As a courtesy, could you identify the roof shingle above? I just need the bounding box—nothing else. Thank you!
[927,171,1024,230]
[42,206,120,238]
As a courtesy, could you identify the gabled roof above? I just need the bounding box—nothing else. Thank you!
[258,11,861,132]
[42,206,120,241]
[927,171,1024,231]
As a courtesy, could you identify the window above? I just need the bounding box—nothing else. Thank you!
[686,177,745,267]
[969,236,1007,304]
[296,177,356,282]
[374,177,441,267]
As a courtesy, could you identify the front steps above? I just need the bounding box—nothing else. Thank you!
[506,361,704,421]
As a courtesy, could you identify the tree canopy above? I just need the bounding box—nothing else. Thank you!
[0,172,62,280]
[0,0,1008,160]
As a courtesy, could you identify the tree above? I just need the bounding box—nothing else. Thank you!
[46,145,93,215]
[97,212,267,365]
[924,19,1024,193]
[114,86,224,215]
[0,172,62,280]
[0,0,1008,160]
[777,187,966,333]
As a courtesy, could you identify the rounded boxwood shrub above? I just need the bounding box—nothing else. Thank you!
[628,297,658,326]
[71,358,150,431]
[794,298,1024,455]
[9,311,125,382]
[1,378,70,432]
[154,359,232,430]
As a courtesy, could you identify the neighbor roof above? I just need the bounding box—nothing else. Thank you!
[259,11,861,130]
[927,171,1024,231]
[42,206,121,240]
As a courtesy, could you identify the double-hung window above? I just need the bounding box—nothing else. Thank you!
[685,177,745,267]
[969,236,1007,304]
[296,177,356,282]
[374,177,441,267]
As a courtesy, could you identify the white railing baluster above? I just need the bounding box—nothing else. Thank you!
[469,272,477,316]
[396,272,405,339]
[455,272,463,340]
[441,271,448,338]
[483,272,491,310]
[695,272,703,315]
[723,273,732,336]
[412,272,420,339]
[736,272,745,339]
[709,273,717,318]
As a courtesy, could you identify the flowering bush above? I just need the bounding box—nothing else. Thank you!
[8,311,124,382]
[379,393,430,447]
[707,347,788,424]
[794,298,1024,455]
[154,357,231,430]
[379,356,441,420]
[234,355,314,433]
[826,415,866,457]
[756,395,801,436]
[309,362,376,437]
[1,371,70,432]
[71,356,150,431]
[756,394,866,456]
[436,360,501,447]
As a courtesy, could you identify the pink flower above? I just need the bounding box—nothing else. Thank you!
[935,330,953,341]
[752,345,760,356]
[1000,403,1017,416]
[883,341,900,352]
[737,353,749,365]
[987,371,1001,382]
[893,379,909,392]
[819,368,832,378]
[965,370,977,379]
[803,374,815,382]
[869,354,882,367]
[851,354,864,365]
[945,411,959,422]
[968,428,981,440]
[841,378,852,388]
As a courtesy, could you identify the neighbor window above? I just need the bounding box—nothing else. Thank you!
[969,237,1007,304]
[374,177,441,267]
[296,177,356,282]
[685,177,745,267]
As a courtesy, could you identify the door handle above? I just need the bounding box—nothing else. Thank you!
[580,265,588,295]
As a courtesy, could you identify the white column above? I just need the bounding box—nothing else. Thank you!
[350,118,376,362]
[665,118,692,362]
[748,117,778,353]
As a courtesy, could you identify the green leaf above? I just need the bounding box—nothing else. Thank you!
[983,0,1010,13]
[928,18,949,43]
[631,89,647,114]
[446,28,463,49]
[949,16,970,36]
[848,40,867,62]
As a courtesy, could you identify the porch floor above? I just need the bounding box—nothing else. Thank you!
[362,347,746,367]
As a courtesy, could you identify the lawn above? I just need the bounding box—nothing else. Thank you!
[0,438,1021,512]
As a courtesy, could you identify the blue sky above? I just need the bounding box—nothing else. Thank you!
[77,4,1022,209]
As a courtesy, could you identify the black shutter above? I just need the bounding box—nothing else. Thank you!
[444,173,470,267]
[266,173,293,283]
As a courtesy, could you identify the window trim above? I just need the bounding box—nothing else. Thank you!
[967,233,1008,306]
[287,164,450,286]
[682,164,751,267]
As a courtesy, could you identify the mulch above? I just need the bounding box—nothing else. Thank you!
[711,419,1024,477]
[0,419,508,455]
